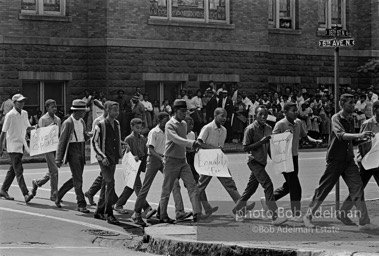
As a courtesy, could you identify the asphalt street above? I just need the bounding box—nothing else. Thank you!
[1,150,379,255]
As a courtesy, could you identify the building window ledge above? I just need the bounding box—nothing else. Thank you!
[148,18,235,30]
[268,28,302,35]
[18,13,72,22]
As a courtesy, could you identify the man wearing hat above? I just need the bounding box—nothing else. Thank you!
[0,94,36,203]
[55,99,91,213]
[303,94,378,230]
[159,99,202,223]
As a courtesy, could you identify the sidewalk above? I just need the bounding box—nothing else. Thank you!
[143,199,379,256]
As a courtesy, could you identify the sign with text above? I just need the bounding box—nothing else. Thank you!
[325,28,350,37]
[121,151,141,189]
[319,38,355,48]
[270,132,294,174]
[30,125,59,156]
[361,134,379,170]
[194,149,231,177]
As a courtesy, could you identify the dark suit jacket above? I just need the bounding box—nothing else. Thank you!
[224,98,234,119]
[206,96,218,122]
[56,115,90,164]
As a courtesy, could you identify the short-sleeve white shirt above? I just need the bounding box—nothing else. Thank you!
[198,120,227,148]
[2,107,31,153]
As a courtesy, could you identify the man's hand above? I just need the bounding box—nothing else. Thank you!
[102,157,110,166]
[260,136,271,144]
[361,131,375,139]
[56,160,62,168]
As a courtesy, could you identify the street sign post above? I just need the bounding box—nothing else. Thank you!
[319,25,355,210]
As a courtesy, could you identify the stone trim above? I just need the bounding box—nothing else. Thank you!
[268,28,302,35]
[268,76,301,84]
[317,77,351,84]
[18,13,72,22]
[1,35,379,57]
[19,71,72,81]
[197,74,239,82]
[143,73,189,81]
[148,18,235,30]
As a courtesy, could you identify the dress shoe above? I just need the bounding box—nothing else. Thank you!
[303,214,315,228]
[145,208,157,219]
[0,190,14,200]
[204,206,219,217]
[78,207,90,213]
[107,215,120,225]
[84,191,96,206]
[113,206,128,214]
[31,179,38,196]
[176,211,193,221]
[337,214,357,226]
[192,213,207,223]
[132,213,147,227]
[55,199,62,208]
[94,213,106,220]
[24,193,34,203]
[159,217,175,224]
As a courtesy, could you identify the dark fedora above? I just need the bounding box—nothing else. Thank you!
[172,99,187,109]
[70,99,89,111]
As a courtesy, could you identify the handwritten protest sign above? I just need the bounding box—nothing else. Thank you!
[30,125,59,156]
[270,132,294,174]
[361,133,379,170]
[194,149,231,177]
[121,151,141,189]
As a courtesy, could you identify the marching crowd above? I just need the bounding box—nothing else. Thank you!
[0,82,379,230]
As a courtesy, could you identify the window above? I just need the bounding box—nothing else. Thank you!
[21,0,66,16]
[22,81,66,116]
[318,0,346,29]
[268,0,297,29]
[149,0,230,24]
[145,81,183,106]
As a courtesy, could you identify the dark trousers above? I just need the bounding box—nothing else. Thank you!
[1,153,29,196]
[96,163,116,217]
[57,154,87,208]
[87,172,102,197]
[116,159,150,210]
[235,160,278,216]
[308,159,370,225]
[274,155,301,217]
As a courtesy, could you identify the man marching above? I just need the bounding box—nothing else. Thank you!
[31,99,61,201]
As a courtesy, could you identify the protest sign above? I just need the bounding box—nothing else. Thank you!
[121,151,141,189]
[270,132,294,174]
[30,125,59,156]
[194,149,231,177]
[361,133,379,170]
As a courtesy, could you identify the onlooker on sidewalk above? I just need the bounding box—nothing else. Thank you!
[55,99,91,213]
[303,94,378,231]
[113,118,155,218]
[0,94,36,203]
[270,102,321,222]
[234,105,287,225]
[339,100,379,226]
[132,112,191,227]
[92,101,123,225]
[159,99,202,223]
[31,99,62,201]
[197,108,240,217]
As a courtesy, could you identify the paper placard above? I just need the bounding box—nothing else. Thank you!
[121,151,141,189]
[194,149,231,177]
[30,125,59,156]
[361,134,379,170]
[270,132,294,174]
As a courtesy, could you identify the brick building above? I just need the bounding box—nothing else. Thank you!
[0,0,378,114]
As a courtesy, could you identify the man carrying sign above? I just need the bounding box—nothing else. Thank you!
[31,99,61,201]
[197,108,241,217]
[92,101,122,225]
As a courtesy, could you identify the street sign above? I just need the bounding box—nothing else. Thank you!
[325,28,350,37]
[319,38,355,48]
